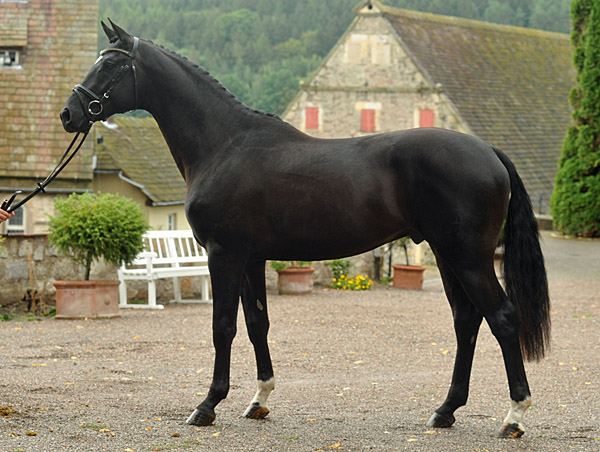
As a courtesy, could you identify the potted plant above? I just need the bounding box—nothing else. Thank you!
[270,261,314,295]
[47,192,149,319]
[392,237,425,290]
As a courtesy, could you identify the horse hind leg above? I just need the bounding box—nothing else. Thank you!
[240,260,275,420]
[427,256,483,428]
[449,259,532,437]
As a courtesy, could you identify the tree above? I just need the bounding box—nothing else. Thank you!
[48,193,149,280]
[550,0,600,237]
[253,69,299,114]
[530,0,571,33]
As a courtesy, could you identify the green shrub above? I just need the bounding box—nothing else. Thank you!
[47,192,149,280]
[270,260,312,271]
[550,0,600,237]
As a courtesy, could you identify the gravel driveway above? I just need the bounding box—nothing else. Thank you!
[1,232,599,451]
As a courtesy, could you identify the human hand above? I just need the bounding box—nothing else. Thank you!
[0,208,14,223]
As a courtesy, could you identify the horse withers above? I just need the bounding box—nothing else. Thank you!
[60,21,550,437]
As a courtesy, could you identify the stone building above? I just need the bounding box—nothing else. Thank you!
[0,0,98,233]
[283,0,574,215]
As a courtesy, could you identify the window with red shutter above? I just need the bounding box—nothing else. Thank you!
[361,109,376,132]
[419,109,434,128]
[305,107,319,130]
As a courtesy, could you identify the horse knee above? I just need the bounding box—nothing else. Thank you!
[245,305,270,342]
[213,323,237,349]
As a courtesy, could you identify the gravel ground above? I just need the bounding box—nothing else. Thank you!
[1,232,599,452]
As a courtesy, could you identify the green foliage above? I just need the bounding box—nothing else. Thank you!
[47,193,149,280]
[551,0,600,237]
[270,260,312,271]
[330,258,372,290]
[99,0,571,115]
[329,258,353,281]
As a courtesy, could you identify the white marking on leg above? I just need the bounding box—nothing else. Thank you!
[503,396,531,431]
[243,377,275,417]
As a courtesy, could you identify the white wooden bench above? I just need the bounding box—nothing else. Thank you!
[118,230,211,309]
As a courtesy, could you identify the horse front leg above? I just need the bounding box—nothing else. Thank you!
[186,250,246,426]
[240,260,275,420]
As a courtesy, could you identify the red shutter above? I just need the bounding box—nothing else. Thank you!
[305,107,319,130]
[361,109,376,132]
[419,109,434,128]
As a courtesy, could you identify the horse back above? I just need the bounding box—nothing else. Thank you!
[186,126,510,259]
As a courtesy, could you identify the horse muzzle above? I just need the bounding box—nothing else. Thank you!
[60,95,92,133]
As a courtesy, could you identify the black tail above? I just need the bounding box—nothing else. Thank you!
[493,147,551,361]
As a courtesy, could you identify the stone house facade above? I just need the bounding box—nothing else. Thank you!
[0,0,98,234]
[283,0,574,215]
[0,1,188,234]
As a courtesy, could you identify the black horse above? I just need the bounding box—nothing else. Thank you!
[60,21,550,437]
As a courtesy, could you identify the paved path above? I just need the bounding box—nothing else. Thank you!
[0,233,598,451]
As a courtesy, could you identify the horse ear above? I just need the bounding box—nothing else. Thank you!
[101,20,118,43]
[108,18,133,46]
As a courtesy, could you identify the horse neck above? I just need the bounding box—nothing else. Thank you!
[139,44,254,180]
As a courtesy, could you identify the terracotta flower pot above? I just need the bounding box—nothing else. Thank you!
[54,280,121,319]
[276,267,315,295]
[392,264,425,290]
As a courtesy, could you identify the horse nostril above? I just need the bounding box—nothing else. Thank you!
[60,107,71,124]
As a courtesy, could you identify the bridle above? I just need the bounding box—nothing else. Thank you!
[0,37,140,214]
[73,36,139,122]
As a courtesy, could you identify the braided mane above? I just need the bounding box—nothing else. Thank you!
[146,39,282,121]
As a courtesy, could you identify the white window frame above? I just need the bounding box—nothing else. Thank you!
[0,49,21,68]
[6,207,25,234]
[167,213,177,231]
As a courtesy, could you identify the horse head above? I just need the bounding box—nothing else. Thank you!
[60,20,140,133]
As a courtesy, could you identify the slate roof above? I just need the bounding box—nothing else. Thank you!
[95,117,187,204]
[380,3,574,211]
[0,0,98,186]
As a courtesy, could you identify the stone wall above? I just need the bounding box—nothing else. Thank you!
[0,234,208,307]
[0,233,440,307]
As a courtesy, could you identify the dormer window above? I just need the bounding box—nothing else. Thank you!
[0,49,20,67]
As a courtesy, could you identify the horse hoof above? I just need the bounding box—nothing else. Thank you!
[186,408,215,426]
[243,402,270,419]
[426,412,455,428]
[498,422,525,438]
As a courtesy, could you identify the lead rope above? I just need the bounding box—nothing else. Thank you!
[1,128,91,214]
